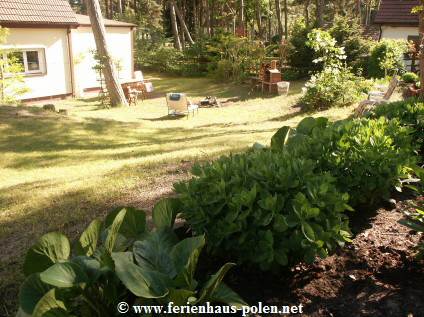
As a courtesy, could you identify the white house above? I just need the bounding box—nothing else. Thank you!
[373,0,418,42]
[0,0,136,102]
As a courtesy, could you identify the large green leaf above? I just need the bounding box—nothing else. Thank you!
[398,218,424,232]
[40,262,89,289]
[171,235,205,289]
[111,252,169,298]
[23,232,70,276]
[105,209,127,253]
[160,288,196,307]
[270,126,291,151]
[297,117,317,135]
[301,221,316,242]
[105,207,147,239]
[32,289,70,317]
[211,282,248,309]
[19,274,53,315]
[198,263,235,304]
[74,219,103,257]
[152,198,181,229]
[133,228,178,277]
[69,256,101,283]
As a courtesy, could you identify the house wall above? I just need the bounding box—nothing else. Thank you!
[71,26,133,96]
[3,28,72,100]
[380,26,418,39]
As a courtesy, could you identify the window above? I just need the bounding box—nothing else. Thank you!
[407,35,420,51]
[3,49,45,75]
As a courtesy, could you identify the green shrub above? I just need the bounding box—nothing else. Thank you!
[364,39,408,78]
[398,165,424,260]
[273,117,417,205]
[300,30,363,110]
[17,200,245,316]
[175,151,352,271]
[281,69,304,81]
[368,98,424,148]
[402,72,419,83]
[286,19,317,73]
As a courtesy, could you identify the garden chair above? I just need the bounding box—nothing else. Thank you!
[166,93,199,118]
[353,77,399,118]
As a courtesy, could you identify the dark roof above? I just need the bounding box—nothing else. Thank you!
[0,0,78,26]
[361,25,380,41]
[75,14,136,28]
[373,0,418,26]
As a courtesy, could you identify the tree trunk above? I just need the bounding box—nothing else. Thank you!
[283,0,288,38]
[205,0,211,37]
[419,2,424,101]
[239,0,244,29]
[172,0,195,44]
[170,0,183,50]
[268,0,272,41]
[255,0,262,39]
[305,0,310,27]
[86,0,128,107]
[118,0,122,14]
[315,0,324,27]
[275,0,283,38]
[356,0,361,24]
[105,0,109,18]
[110,0,114,18]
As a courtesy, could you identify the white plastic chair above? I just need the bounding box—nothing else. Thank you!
[166,93,198,118]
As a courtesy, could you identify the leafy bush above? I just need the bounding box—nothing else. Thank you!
[175,151,352,271]
[328,15,375,72]
[368,98,424,148]
[17,200,245,316]
[300,30,362,110]
[273,117,417,205]
[402,72,419,83]
[286,19,317,73]
[364,39,408,78]
[398,165,424,260]
[281,69,304,81]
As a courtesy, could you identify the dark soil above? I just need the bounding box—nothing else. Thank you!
[225,192,424,317]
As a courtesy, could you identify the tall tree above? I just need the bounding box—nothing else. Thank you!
[417,1,424,101]
[283,0,288,38]
[315,0,324,27]
[255,0,263,39]
[169,0,183,50]
[275,0,283,37]
[172,0,195,44]
[86,0,128,107]
[239,0,244,29]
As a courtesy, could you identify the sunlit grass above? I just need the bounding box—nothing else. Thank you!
[0,73,356,315]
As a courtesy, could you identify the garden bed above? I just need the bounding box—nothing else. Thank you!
[226,191,424,316]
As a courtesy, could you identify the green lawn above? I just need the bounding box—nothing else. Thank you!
[0,74,356,315]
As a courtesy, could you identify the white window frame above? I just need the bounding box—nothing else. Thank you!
[3,48,46,75]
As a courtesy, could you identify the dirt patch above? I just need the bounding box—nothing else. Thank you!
[0,105,62,118]
[228,194,424,316]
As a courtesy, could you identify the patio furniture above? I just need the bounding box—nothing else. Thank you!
[353,77,398,118]
[166,93,198,118]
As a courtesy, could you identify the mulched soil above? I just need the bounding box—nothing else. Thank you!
[225,191,424,317]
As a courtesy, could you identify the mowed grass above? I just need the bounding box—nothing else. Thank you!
[0,74,356,315]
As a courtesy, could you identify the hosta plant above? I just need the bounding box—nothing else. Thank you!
[175,150,352,271]
[17,199,245,317]
[271,117,417,206]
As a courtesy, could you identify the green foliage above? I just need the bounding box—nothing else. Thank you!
[175,151,352,271]
[274,117,417,206]
[300,29,362,110]
[364,39,408,78]
[368,98,424,148]
[286,19,316,73]
[328,15,375,72]
[398,165,424,260]
[0,27,30,103]
[281,69,304,81]
[402,72,419,84]
[18,203,245,316]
